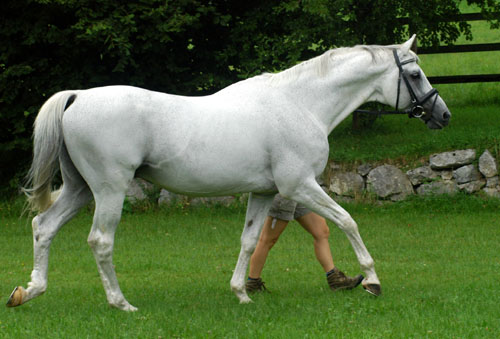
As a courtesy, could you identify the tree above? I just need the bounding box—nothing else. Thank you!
[1,0,498,194]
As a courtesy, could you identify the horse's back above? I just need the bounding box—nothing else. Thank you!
[61,85,279,196]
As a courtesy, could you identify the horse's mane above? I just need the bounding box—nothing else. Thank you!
[261,45,395,85]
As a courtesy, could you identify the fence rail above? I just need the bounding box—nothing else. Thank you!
[353,12,499,126]
[415,12,499,84]
[400,12,500,24]
[418,42,500,54]
[428,74,500,84]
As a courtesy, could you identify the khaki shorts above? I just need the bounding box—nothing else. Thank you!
[268,194,311,221]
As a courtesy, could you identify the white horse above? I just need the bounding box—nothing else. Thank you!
[8,35,450,311]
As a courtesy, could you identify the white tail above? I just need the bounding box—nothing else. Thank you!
[23,91,77,212]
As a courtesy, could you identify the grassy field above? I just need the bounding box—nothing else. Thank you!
[328,104,500,168]
[1,3,499,338]
[1,195,499,338]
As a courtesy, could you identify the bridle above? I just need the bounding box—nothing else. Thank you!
[354,49,440,121]
[392,49,439,121]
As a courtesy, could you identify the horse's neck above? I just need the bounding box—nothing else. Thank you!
[282,50,390,134]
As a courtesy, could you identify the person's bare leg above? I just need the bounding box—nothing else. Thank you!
[297,211,364,291]
[248,216,289,279]
[296,212,334,273]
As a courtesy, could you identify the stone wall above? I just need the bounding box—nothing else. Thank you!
[126,149,500,206]
[329,149,500,201]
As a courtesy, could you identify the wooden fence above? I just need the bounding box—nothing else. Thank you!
[412,12,500,84]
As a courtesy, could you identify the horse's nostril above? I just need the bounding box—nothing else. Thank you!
[443,112,451,120]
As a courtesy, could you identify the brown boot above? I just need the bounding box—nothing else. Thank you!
[327,268,364,291]
[245,277,267,293]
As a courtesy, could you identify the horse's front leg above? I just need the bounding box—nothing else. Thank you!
[284,178,381,296]
[230,193,274,303]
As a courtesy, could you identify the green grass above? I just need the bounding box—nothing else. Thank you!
[1,196,500,338]
[329,104,500,168]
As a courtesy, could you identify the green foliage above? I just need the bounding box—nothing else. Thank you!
[1,0,499,193]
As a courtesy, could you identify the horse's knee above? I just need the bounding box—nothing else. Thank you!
[337,214,358,233]
[241,236,259,254]
[87,234,111,251]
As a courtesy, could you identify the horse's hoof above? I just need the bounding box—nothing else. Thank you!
[363,284,382,296]
[236,293,253,304]
[6,286,27,307]
[110,301,138,312]
[122,304,138,312]
[239,297,253,304]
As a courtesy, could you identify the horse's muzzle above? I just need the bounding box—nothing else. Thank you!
[426,110,451,129]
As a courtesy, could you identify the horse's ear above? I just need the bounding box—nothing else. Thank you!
[401,34,417,54]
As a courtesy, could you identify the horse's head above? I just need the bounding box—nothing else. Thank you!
[383,35,451,129]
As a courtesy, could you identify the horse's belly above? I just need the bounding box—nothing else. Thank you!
[137,160,276,197]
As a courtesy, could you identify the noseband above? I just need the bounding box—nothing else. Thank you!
[393,49,439,120]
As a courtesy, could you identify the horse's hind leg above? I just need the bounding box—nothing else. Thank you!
[7,149,92,307]
[230,193,274,303]
[86,180,137,312]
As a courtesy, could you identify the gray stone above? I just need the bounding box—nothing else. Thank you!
[479,150,498,178]
[483,187,500,198]
[357,164,373,177]
[329,171,365,197]
[439,170,453,180]
[367,165,413,199]
[189,196,236,207]
[126,178,155,202]
[416,181,458,195]
[158,189,185,206]
[458,180,486,194]
[486,176,499,188]
[406,166,438,186]
[429,149,476,169]
[328,162,341,173]
[390,193,408,202]
[453,164,481,184]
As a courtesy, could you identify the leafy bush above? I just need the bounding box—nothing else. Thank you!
[1,0,498,195]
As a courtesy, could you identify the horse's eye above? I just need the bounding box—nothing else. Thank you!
[411,71,421,79]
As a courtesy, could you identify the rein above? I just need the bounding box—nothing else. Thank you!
[354,49,439,120]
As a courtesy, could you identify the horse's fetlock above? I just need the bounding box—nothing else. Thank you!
[28,279,47,294]
[361,259,375,272]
